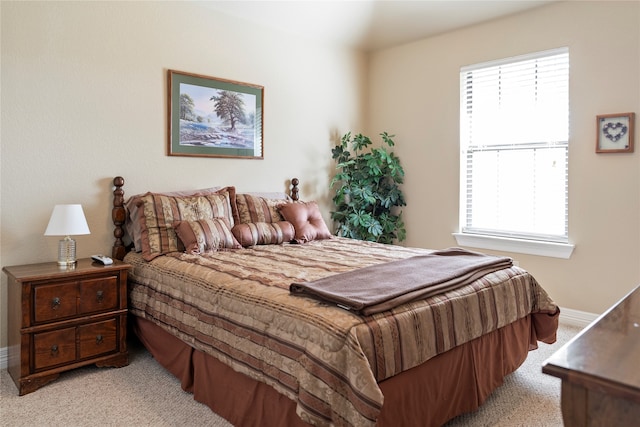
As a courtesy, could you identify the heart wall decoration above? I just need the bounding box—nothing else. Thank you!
[596,112,635,153]
[602,122,627,142]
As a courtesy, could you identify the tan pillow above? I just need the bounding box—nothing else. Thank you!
[137,187,236,260]
[278,201,332,243]
[235,194,285,224]
[174,218,241,254]
[125,186,222,252]
[232,221,295,247]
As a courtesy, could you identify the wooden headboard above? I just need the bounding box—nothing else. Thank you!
[111,176,300,260]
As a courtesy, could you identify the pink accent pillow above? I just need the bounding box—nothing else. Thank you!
[174,218,241,254]
[278,201,332,243]
[232,221,295,247]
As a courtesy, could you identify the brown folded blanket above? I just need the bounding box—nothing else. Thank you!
[290,247,513,315]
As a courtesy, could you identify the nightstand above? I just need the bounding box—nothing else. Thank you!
[3,258,130,395]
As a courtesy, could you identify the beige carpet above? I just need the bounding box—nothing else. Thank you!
[0,323,582,427]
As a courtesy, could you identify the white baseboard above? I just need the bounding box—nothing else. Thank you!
[0,307,598,371]
[558,306,598,328]
[0,346,7,370]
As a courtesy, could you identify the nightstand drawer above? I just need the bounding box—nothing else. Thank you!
[33,282,78,323]
[33,327,76,370]
[79,319,117,359]
[4,258,130,395]
[79,276,118,314]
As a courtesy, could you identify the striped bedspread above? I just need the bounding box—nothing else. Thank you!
[125,237,558,427]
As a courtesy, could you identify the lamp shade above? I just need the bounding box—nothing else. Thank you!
[44,204,91,236]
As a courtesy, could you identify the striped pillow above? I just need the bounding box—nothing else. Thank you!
[137,187,236,260]
[235,194,285,224]
[174,218,241,254]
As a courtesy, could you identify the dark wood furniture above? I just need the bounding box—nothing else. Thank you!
[3,258,130,395]
[543,284,640,426]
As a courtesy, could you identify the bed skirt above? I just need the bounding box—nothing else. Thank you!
[132,313,552,427]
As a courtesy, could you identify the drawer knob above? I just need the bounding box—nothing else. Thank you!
[96,290,104,303]
[51,297,61,310]
[96,335,103,345]
[51,344,58,355]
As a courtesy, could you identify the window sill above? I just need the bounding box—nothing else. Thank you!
[452,233,575,259]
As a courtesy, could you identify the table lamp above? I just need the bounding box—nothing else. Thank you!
[44,204,91,266]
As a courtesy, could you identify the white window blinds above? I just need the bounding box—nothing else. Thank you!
[460,48,569,243]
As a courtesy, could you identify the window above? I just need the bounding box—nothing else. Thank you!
[455,48,574,258]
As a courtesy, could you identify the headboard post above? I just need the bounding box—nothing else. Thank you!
[291,178,299,201]
[112,176,126,260]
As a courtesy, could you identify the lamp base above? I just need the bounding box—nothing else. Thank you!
[57,236,77,266]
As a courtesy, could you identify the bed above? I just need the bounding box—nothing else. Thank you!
[110,176,559,427]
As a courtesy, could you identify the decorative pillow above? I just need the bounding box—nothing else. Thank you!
[174,218,241,254]
[232,221,295,247]
[278,201,333,243]
[125,186,222,252]
[235,194,286,224]
[137,186,236,260]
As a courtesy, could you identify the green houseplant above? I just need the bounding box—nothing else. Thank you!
[330,132,406,244]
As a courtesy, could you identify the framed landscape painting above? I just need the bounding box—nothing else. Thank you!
[167,70,264,159]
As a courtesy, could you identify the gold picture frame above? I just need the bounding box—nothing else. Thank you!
[168,70,264,159]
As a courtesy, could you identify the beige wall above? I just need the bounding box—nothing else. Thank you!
[1,1,639,350]
[368,1,640,314]
[0,1,365,348]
